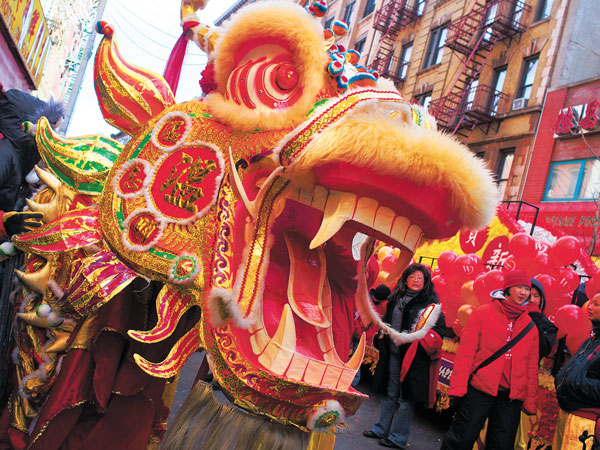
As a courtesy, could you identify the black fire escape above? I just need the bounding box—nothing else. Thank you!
[368,0,422,87]
[428,0,530,141]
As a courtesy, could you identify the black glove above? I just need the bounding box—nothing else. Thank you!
[3,211,43,236]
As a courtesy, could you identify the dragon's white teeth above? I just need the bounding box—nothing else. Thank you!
[311,186,328,211]
[334,333,366,390]
[354,197,378,227]
[309,191,355,249]
[345,332,366,371]
[374,206,395,237]
[405,224,424,251]
[293,185,424,252]
[249,326,270,355]
[257,304,296,375]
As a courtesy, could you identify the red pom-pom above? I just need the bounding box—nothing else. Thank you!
[199,63,217,95]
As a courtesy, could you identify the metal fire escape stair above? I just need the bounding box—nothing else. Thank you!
[428,0,530,142]
[368,0,420,84]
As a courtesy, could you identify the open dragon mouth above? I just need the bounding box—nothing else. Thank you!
[228,160,454,393]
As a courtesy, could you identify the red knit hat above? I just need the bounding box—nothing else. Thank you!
[503,270,531,290]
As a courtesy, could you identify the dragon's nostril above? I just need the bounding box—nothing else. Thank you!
[275,65,299,91]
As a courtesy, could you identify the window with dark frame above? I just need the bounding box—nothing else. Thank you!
[511,0,525,25]
[482,3,498,41]
[545,159,600,201]
[398,42,413,80]
[414,0,426,16]
[517,56,539,104]
[489,66,507,114]
[465,78,479,111]
[423,24,448,69]
[363,0,376,18]
[496,149,515,199]
[535,0,554,21]
[343,1,355,24]
[354,36,366,55]
[414,91,432,110]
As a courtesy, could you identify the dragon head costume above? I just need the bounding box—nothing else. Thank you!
[8,1,498,447]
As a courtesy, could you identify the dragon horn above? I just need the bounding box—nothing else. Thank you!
[34,166,61,192]
[181,0,219,56]
[94,21,176,135]
[35,117,122,195]
[15,262,51,295]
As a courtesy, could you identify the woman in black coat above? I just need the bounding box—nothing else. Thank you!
[364,263,445,449]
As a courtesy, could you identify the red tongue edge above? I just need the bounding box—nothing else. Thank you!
[284,231,329,327]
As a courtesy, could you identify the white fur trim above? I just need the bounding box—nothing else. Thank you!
[207,287,236,328]
[121,209,166,252]
[181,13,199,27]
[113,158,152,199]
[387,303,442,345]
[168,253,202,284]
[151,111,192,153]
[307,400,345,430]
[47,279,64,299]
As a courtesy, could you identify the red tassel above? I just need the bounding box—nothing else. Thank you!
[163,21,202,96]
[163,33,188,96]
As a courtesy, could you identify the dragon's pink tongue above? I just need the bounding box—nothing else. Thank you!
[284,231,329,327]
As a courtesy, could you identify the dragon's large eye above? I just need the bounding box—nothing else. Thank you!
[275,65,298,91]
[225,42,303,110]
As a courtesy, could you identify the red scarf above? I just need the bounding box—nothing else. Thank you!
[500,299,528,320]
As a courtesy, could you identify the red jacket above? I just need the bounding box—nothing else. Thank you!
[448,300,539,414]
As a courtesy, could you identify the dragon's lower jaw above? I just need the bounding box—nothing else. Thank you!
[221,176,436,391]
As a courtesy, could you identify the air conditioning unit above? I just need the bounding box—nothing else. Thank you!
[512,97,527,110]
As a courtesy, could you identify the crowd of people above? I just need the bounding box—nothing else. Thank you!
[360,264,600,450]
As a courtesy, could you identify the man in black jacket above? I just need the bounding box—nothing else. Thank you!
[0,85,63,212]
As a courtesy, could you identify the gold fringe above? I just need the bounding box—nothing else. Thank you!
[161,381,317,450]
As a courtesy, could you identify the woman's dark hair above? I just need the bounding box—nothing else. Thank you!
[390,263,436,299]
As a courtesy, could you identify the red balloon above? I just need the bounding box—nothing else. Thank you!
[438,251,458,276]
[553,304,586,339]
[556,268,580,295]
[460,281,479,306]
[536,274,556,298]
[432,275,450,298]
[484,270,504,293]
[585,276,600,299]
[456,304,475,327]
[380,255,397,273]
[455,254,476,282]
[469,254,484,275]
[501,255,518,273]
[566,331,591,355]
[550,236,582,267]
[549,292,573,316]
[473,273,489,303]
[452,320,465,338]
[530,253,552,278]
[509,233,536,265]
[442,293,461,325]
